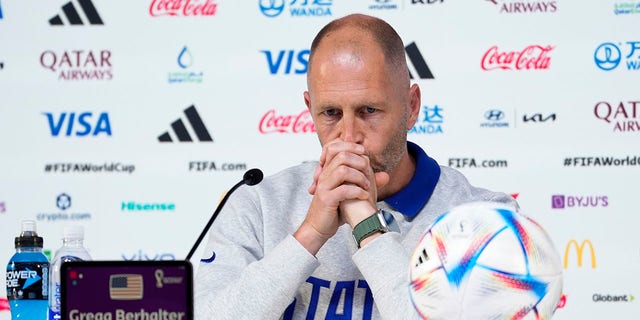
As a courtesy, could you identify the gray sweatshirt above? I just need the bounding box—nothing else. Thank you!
[195,143,517,319]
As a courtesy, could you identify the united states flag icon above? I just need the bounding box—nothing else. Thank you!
[109,274,143,300]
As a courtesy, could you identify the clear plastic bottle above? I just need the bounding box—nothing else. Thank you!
[48,225,92,320]
[5,220,50,320]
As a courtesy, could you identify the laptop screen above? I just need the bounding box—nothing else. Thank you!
[61,260,193,320]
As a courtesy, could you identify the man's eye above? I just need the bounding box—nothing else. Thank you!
[364,107,376,114]
[324,109,338,116]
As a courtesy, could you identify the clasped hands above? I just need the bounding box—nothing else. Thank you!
[302,139,390,246]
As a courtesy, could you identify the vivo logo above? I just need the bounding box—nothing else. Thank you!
[262,49,309,75]
[43,112,112,136]
[121,250,176,261]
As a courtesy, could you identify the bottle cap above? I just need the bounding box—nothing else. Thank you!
[15,220,44,248]
[63,225,85,240]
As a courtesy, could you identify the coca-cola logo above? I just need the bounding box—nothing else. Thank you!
[0,297,9,312]
[259,109,316,134]
[481,45,553,71]
[149,0,218,17]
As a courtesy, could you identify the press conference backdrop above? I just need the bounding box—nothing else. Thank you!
[1,0,638,318]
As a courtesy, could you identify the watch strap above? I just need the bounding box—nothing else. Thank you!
[352,209,390,248]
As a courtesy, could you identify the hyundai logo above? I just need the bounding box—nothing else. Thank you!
[484,109,505,121]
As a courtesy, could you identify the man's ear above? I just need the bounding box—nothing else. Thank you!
[407,84,421,130]
[304,91,312,110]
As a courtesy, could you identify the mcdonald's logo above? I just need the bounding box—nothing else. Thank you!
[563,239,596,269]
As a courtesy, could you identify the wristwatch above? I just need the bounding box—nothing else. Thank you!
[352,209,391,248]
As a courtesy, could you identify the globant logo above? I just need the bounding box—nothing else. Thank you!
[480,109,509,128]
[121,201,176,212]
[409,105,443,134]
[614,2,640,15]
[259,0,333,18]
[37,193,92,222]
[551,194,609,209]
[594,42,640,71]
[149,0,218,17]
[593,100,640,132]
[593,294,635,303]
[168,46,203,83]
[485,0,557,13]
[482,45,553,71]
[40,50,113,80]
[43,111,112,137]
[259,109,315,134]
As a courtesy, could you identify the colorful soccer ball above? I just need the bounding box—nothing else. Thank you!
[409,202,563,320]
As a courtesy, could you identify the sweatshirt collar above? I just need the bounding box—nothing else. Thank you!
[383,141,441,218]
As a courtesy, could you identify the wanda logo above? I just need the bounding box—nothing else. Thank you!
[149,0,218,16]
[481,45,553,70]
[259,109,316,134]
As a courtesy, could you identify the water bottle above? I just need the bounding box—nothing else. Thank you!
[48,225,91,320]
[5,220,49,320]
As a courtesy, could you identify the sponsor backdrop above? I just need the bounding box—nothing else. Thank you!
[1,0,638,318]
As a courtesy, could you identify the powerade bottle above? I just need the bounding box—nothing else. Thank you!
[48,225,92,320]
[5,220,49,320]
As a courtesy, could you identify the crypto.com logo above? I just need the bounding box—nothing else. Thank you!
[563,239,596,269]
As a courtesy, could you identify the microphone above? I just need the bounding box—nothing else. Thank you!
[185,168,264,261]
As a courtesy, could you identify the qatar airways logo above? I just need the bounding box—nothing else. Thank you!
[40,50,113,81]
[485,0,557,13]
[149,0,218,17]
[259,109,315,134]
[481,45,553,71]
[594,101,640,132]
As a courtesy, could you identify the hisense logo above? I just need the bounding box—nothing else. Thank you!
[121,201,175,211]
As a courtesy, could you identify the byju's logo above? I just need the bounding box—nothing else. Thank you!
[168,46,203,83]
[259,0,333,18]
[480,109,509,128]
[43,112,112,137]
[262,49,309,75]
[594,100,640,132]
[485,0,558,13]
[405,42,434,79]
[551,194,609,209]
[482,45,553,70]
[409,105,443,134]
[49,0,104,25]
[149,0,218,17]
[56,193,71,210]
[158,105,213,142]
[594,42,640,71]
[522,113,556,123]
[40,50,113,81]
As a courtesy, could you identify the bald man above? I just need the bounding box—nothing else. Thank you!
[195,14,516,319]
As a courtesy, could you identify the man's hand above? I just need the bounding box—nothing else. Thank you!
[295,139,388,254]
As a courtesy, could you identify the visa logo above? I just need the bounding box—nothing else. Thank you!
[261,49,309,74]
[43,112,112,136]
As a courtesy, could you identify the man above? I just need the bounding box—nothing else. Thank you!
[195,14,516,319]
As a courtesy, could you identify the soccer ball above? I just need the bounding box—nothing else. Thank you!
[409,202,563,320]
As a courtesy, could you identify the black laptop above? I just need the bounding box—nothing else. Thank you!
[60,260,193,320]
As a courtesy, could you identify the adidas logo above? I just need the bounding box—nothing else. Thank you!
[49,0,104,26]
[405,42,434,80]
[158,105,213,143]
